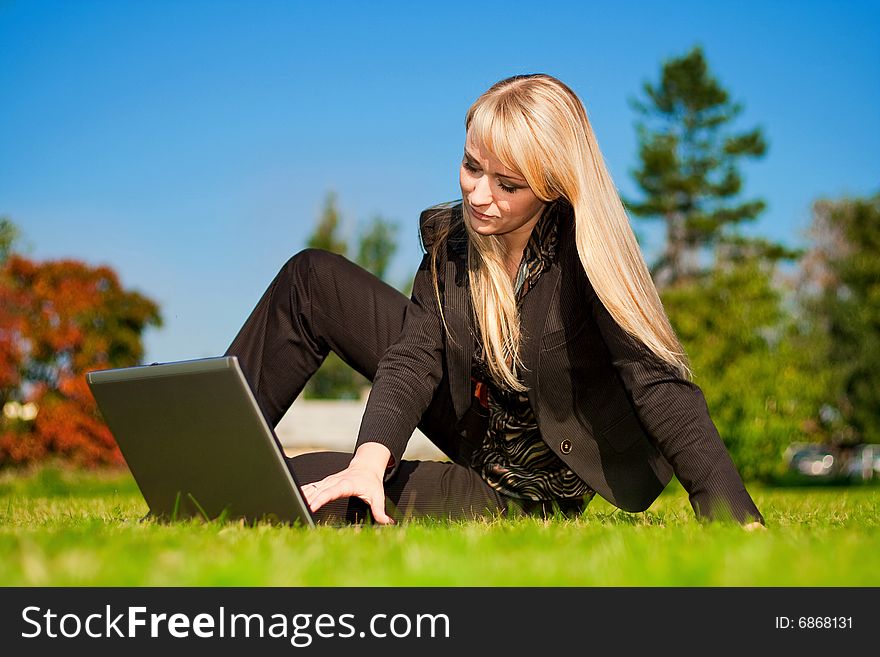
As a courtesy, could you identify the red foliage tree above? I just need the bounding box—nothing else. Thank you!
[0,254,162,467]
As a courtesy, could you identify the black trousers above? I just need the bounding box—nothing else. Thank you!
[224,249,587,524]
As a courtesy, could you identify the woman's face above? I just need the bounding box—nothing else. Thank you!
[459,129,547,251]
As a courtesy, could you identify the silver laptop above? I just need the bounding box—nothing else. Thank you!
[86,356,315,527]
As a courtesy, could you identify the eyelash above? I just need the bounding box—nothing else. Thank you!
[462,161,519,193]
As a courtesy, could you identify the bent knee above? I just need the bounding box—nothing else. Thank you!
[283,247,344,278]
[284,247,343,269]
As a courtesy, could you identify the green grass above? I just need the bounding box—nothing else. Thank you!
[1,466,878,586]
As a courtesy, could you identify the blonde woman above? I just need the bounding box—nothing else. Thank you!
[225,74,765,529]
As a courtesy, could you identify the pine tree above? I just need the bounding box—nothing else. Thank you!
[624,46,817,480]
[625,45,769,288]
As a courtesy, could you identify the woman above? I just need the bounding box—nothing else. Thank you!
[225,74,766,529]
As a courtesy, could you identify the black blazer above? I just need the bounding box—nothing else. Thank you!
[357,201,764,524]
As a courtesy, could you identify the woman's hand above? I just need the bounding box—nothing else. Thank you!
[301,442,396,525]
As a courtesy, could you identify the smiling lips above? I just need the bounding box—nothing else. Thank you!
[469,205,497,220]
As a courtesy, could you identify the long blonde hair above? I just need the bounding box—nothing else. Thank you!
[432,74,691,391]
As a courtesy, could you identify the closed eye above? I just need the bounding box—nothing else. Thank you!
[462,160,520,194]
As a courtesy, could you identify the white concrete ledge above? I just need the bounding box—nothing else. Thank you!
[275,397,448,462]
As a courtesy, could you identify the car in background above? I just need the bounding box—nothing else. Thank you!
[784,443,841,481]
[783,442,880,483]
[843,444,880,481]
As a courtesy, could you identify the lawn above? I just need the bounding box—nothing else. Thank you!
[0,466,877,587]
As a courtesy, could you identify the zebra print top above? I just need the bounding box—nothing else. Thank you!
[469,205,596,502]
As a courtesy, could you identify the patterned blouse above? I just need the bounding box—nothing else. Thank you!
[469,205,597,502]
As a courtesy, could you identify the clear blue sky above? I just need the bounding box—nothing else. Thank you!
[2,0,878,363]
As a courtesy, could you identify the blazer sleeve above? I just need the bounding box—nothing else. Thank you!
[354,210,446,477]
[587,280,765,526]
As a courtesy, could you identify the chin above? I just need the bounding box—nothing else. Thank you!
[468,220,496,236]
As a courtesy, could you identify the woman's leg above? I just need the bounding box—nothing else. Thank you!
[224,248,499,522]
[224,248,411,428]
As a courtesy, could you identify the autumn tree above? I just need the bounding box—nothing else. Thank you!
[0,220,162,467]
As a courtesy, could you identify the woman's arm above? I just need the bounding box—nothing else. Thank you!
[587,281,765,526]
[354,249,446,474]
[306,215,448,521]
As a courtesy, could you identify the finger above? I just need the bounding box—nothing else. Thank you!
[301,481,321,506]
[309,482,352,513]
[366,491,395,525]
[302,472,345,506]
[308,482,393,524]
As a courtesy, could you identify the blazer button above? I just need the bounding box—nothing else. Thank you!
[560,439,572,454]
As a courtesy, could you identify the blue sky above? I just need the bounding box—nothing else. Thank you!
[2,0,878,363]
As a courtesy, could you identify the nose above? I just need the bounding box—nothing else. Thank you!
[468,173,493,208]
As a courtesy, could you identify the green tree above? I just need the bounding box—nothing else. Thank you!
[303,193,399,399]
[625,46,816,480]
[0,217,19,264]
[356,216,397,280]
[798,192,880,445]
[662,260,831,481]
[307,192,348,254]
[625,45,768,288]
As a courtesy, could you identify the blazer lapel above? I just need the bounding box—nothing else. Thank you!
[519,260,561,412]
[517,201,575,414]
[444,224,474,421]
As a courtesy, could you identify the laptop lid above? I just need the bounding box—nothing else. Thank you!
[87,356,315,527]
